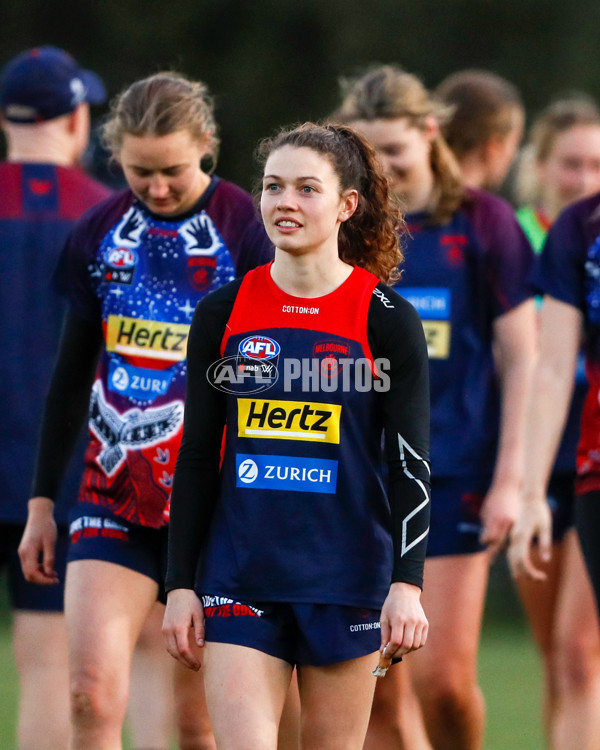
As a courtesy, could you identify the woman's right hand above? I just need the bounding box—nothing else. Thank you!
[507,496,552,581]
[18,496,59,584]
[162,588,205,671]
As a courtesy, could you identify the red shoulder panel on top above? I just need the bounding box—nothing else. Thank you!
[221,262,378,357]
[57,167,111,219]
[0,163,23,218]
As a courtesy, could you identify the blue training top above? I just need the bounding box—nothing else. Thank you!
[0,162,110,524]
[395,187,534,479]
[530,192,600,496]
[166,264,431,608]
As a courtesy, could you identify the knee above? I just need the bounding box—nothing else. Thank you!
[420,672,479,722]
[177,721,215,750]
[176,705,215,750]
[552,638,600,695]
[70,670,127,727]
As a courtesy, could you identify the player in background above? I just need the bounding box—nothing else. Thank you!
[509,97,600,750]
[18,71,273,750]
[162,121,431,750]
[0,46,110,750]
[334,65,536,750]
[435,69,524,191]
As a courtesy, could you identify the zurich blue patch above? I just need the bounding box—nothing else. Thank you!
[108,360,174,402]
[399,288,451,320]
[235,454,338,493]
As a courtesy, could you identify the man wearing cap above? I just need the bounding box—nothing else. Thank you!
[0,46,110,749]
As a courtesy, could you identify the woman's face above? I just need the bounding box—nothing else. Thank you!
[347,117,434,202]
[119,130,210,216]
[260,145,357,257]
[538,124,600,215]
[483,106,524,190]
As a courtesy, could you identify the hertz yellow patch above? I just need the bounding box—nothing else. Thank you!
[106,315,189,362]
[238,398,341,443]
[422,321,450,359]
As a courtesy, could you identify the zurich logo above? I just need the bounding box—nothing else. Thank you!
[238,458,259,483]
[111,366,130,391]
[239,335,280,361]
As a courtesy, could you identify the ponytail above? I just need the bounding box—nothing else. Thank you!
[257,122,404,283]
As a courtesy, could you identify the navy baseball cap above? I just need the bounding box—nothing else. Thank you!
[0,46,106,123]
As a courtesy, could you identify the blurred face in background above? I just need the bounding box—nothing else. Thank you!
[483,106,524,190]
[537,124,600,218]
[349,116,437,212]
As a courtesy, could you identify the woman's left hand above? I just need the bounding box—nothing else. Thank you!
[479,480,520,559]
[379,581,428,658]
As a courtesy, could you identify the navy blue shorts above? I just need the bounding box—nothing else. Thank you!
[200,595,382,666]
[547,473,575,543]
[0,522,68,611]
[427,476,489,557]
[67,506,168,600]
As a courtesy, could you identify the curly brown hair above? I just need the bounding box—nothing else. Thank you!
[256,122,404,283]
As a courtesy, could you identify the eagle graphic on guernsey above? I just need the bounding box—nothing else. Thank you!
[89,383,183,476]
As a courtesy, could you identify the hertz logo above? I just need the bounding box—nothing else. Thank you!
[237,398,341,443]
[106,315,189,362]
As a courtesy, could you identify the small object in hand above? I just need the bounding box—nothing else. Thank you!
[371,650,393,677]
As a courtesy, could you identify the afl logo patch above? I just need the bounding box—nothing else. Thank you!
[107,247,137,269]
[104,247,138,285]
[239,336,280,361]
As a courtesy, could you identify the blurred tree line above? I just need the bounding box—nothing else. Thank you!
[2,0,599,190]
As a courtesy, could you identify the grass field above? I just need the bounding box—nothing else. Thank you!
[0,560,544,749]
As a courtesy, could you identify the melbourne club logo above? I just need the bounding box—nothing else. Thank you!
[88,382,183,475]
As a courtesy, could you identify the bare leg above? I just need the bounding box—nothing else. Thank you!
[174,653,216,750]
[551,530,600,750]
[13,611,70,750]
[65,560,158,750]
[297,653,378,750]
[410,553,489,750]
[128,601,175,749]
[514,539,563,739]
[364,659,432,750]
[203,642,292,750]
[278,669,300,750]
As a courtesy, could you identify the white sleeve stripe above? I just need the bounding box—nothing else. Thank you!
[397,433,430,556]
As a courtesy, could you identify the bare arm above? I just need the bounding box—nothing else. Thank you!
[480,298,537,557]
[508,297,582,578]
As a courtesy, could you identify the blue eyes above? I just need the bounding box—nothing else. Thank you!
[263,184,315,193]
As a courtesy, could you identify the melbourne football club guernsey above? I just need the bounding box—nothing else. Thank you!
[57,177,272,527]
[196,264,396,607]
[396,188,533,478]
[532,193,600,494]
